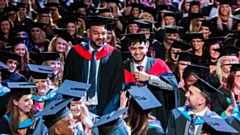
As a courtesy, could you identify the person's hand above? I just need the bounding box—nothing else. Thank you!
[119,91,128,110]
[224,92,236,117]
[134,71,150,82]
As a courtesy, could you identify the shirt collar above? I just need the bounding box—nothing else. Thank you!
[133,56,147,68]
[188,107,208,116]
[88,42,104,53]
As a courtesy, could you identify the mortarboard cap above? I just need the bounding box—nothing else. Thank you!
[53,27,68,35]
[162,11,175,17]
[0,15,9,22]
[84,16,115,28]
[57,31,74,43]
[40,52,60,63]
[57,15,78,27]
[128,86,162,111]
[156,5,169,11]
[125,17,141,25]
[215,45,240,57]
[186,32,204,39]
[200,20,215,29]
[44,2,59,8]
[4,6,17,12]
[120,32,152,44]
[143,6,156,19]
[188,1,200,7]
[130,3,144,9]
[225,63,240,72]
[12,25,28,33]
[200,116,239,134]
[165,25,183,34]
[35,98,73,128]
[9,37,27,49]
[191,73,224,97]
[70,12,85,19]
[57,79,90,101]
[231,14,240,24]
[8,82,36,96]
[0,50,21,63]
[96,7,111,14]
[203,37,223,46]
[71,1,88,11]
[28,64,53,79]
[16,3,26,9]
[36,8,50,14]
[0,61,9,70]
[133,19,153,30]
[30,22,45,30]
[217,0,231,5]
[93,107,127,128]
[171,40,192,50]
[183,64,210,78]
[175,52,198,62]
[29,51,40,64]
[107,22,117,31]
[189,13,205,19]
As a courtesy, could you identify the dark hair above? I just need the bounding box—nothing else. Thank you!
[226,71,236,90]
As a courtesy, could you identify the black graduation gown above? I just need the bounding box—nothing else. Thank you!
[0,116,48,134]
[132,120,165,135]
[1,70,28,86]
[157,42,167,61]
[210,17,235,37]
[179,88,186,106]
[206,74,221,88]
[63,43,124,116]
[123,57,179,126]
[226,114,240,135]
[178,17,190,37]
[148,39,165,60]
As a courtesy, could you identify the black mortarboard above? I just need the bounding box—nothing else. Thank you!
[0,61,9,70]
[96,7,111,14]
[35,98,73,128]
[191,73,224,97]
[231,14,240,24]
[125,17,141,25]
[8,82,36,96]
[215,45,240,57]
[84,16,115,28]
[188,1,200,7]
[9,37,27,48]
[128,86,162,111]
[133,19,152,30]
[203,37,223,46]
[183,64,210,78]
[16,3,26,9]
[0,50,21,63]
[233,9,240,15]
[217,0,230,5]
[130,3,144,9]
[30,22,45,30]
[186,32,204,39]
[175,52,198,62]
[225,63,240,72]
[0,15,9,22]
[121,33,152,44]
[44,2,59,8]
[162,11,175,17]
[57,15,78,27]
[200,20,214,29]
[72,1,88,11]
[93,107,127,127]
[4,6,17,12]
[57,79,90,101]
[143,6,156,19]
[12,25,28,33]
[105,0,121,4]
[189,13,205,19]
[171,40,192,50]
[40,52,60,63]
[57,31,74,43]
[156,5,169,11]
[70,12,85,19]
[28,64,53,79]
[165,25,183,34]
[200,116,239,134]
[36,8,50,14]
[53,27,67,35]
[107,22,117,31]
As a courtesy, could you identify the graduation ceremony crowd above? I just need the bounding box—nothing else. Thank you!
[2,0,240,134]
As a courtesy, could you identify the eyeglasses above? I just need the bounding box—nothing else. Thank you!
[222,59,239,64]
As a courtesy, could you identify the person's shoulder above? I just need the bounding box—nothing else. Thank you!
[0,116,10,133]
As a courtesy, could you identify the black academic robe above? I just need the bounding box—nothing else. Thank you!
[165,106,221,135]
[206,74,221,88]
[210,17,235,37]
[1,70,28,86]
[123,57,180,126]
[179,88,186,106]
[132,120,165,135]
[0,116,47,134]
[157,43,167,61]
[226,114,240,135]
[63,43,124,116]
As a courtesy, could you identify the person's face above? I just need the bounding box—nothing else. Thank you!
[209,44,220,59]
[106,30,113,43]
[70,99,84,118]
[0,0,6,9]
[49,6,58,18]
[87,25,107,48]
[55,37,68,52]
[184,75,198,89]
[164,0,172,5]
[100,12,112,18]
[57,114,75,135]
[219,4,230,16]
[237,23,240,31]
[128,24,138,34]
[128,42,149,63]
[190,5,200,13]
[77,8,87,15]
[178,61,191,72]
[164,16,175,25]
[200,26,211,39]
[76,19,83,29]
[132,7,140,18]
[109,2,118,15]
[18,7,27,19]
[140,28,150,38]
[47,60,61,75]
[1,21,10,34]
[67,22,76,36]
[234,71,240,88]
[14,94,33,113]
[185,0,192,11]
[6,59,17,73]
[16,31,27,38]
[8,11,17,22]
[170,47,181,62]
[33,79,49,96]
[143,12,153,21]
[166,33,179,44]
[14,44,26,57]
[40,14,50,24]
[192,38,204,51]
[221,56,238,73]
[185,86,205,109]
[31,27,41,39]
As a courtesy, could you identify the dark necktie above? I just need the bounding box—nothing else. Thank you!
[87,50,98,99]
[137,65,144,71]
[188,114,196,135]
